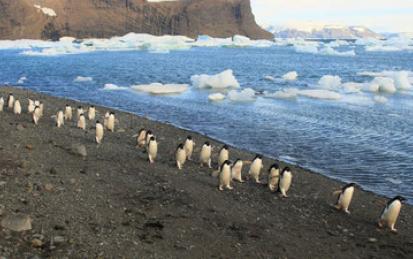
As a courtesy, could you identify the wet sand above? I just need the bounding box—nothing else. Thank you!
[0,86,412,258]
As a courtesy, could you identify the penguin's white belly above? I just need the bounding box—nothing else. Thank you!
[184,142,194,157]
[231,165,242,180]
[268,170,280,190]
[280,173,292,192]
[220,167,231,186]
[96,125,104,143]
[338,187,354,209]
[200,149,211,163]
[148,143,158,159]
[382,202,401,224]
[176,149,187,164]
[218,151,229,166]
[249,161,262,176]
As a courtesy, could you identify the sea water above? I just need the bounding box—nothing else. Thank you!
[0,37,412,203]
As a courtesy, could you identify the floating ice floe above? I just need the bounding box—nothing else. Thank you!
[264,75,276,81]
[282,71,298,81]
[17,76,27,84]
[102,84,128,91]
[358,36,413,52]
[292,40,355,56]
[208,93,226,102]
[266,88,341,100]
[131,83,188,95]
[318,75,342,90]
[73,76,93,83]
[373,96,388,104]
[191,69,240,89]
[227,88,256,102]
[358,70,412,90]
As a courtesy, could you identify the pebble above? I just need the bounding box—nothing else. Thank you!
[44,183,54,192]
[52,236,65,244]
[368,237,378,243]
[72,144,87,158]
[32,239,43,248]
[16,124,25,131]
[26,144,33,150]
[1,214,32,231]
[18,160,30,169]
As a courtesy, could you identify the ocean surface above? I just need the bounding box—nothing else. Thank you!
[0,37,412,203]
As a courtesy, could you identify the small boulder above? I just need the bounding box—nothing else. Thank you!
[71,144,87,158]
[1,214,32,232]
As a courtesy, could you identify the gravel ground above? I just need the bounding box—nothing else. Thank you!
[0,87,412,259]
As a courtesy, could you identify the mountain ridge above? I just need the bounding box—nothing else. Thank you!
[0,0,272,40]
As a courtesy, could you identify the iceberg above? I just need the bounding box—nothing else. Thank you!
[227,88,256,102]
[191,70,240,89]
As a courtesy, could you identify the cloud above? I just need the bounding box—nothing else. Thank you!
[251,0,413,32]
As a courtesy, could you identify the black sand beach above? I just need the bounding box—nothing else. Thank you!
[0,87,412,258]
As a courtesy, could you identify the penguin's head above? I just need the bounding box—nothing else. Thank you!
[91,105,95,108]
[78,106,82,109]
[110,112,115,115]
[187,135,192,140]
[149,136,156,142]
[395,196,407,203]
[205,141,210,146]
[146,130,153,135]
[222,144,229,150]
[9,93,13,96]
[255,154,263,160]
[281,167,291,175]
[269,163,279,172]
[96,120,100,124]
[66,104,69,107]
[234,159,242,165]
[223,160,232,166]
[177,143,184,150]
[80,113,85,117]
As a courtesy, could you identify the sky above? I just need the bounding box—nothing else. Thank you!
[251,0,413,33]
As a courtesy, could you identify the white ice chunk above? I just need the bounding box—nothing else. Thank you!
[282,71,298,81]
[318,75,342,90]
[265,88,299,99]
[264,75,276,81]
[227,88,256,102]
[131,83,188,95]
[372,77,396,93]
[17,76,27,84]
[191,69,240,89]
[208,93,226,101]
[373,96,388,104]
[102,84,128,91]
[298,89,341,100]
[74,76,93,83]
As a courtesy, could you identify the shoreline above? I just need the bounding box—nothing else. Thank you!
[0,86,412,258]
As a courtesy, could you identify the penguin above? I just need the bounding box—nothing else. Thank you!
[34,100,40,107]
[134,128,147,147]
[378,196,406,232]
[64,104,73,121]
[77,106,84,120]
[175,143,187,170]
[145,130,154,145]
[0,97,4,112]
[231,159,244,183]
[184,135,195,160]
[55,110,65,128]
[95,120,104,144]
[27,99,35,113]
[333,183,356,214]
[199,141,212,168]
[13,100,22,115]
[32,106,41,125]
[219,160,233,191]
[278,167,293,198]
[218,145,229,168]
[88,105,96,121]
[77,113,86,130]
[39,102,44,117]
[248,154,263,183]
[103,111,110,128]
[147,136,158,164]
[107,112,115,132]
[268,163,280,192]
[7,93,14,109]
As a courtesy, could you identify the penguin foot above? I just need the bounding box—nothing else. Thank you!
[219,186,224,191]
[227,186,233,190]
[344,210,351,215]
